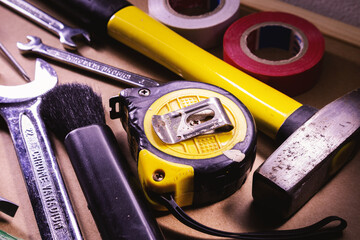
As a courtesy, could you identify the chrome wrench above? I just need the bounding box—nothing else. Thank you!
[17,36,160,87]
[0,0,90,50]
[0,58,82,240]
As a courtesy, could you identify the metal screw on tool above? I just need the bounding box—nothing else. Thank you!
[138,88,151,96]
[153,170,165,182]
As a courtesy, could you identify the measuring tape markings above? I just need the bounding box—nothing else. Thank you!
[223,12,325,96]
[148,0,241,49]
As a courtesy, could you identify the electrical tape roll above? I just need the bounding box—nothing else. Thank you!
[223,12,325,96]
[148,0,241,49]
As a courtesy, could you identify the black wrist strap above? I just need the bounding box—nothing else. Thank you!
[157,194,347,240]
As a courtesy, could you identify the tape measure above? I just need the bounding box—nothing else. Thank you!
[110,81,256,209]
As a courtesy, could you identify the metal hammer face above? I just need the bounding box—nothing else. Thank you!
[0,59,82,240]
[253,89,360,219]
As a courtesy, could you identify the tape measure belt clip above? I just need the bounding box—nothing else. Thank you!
[152,97,234,144]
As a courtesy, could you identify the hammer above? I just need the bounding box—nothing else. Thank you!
[0,59,82,239]
[39,0,360,217]
[253,89,360,218]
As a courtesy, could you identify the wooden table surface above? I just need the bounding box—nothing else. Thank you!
[0,0,359,239]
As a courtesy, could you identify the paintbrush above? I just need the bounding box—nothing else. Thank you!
[40,83,164,240]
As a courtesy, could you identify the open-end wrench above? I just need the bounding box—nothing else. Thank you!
[0,0,90,50]
[0,58,82,240]
[17,35,160,87]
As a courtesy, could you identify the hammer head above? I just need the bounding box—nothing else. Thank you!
[252,89,360,219]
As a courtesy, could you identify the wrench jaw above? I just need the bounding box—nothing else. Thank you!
[60,28,91,51]
[0,58,57,103]
[16,36,42,54]
[1,0,90,51]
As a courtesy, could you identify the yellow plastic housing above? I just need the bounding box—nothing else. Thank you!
[328,141,357,176]
[138,149,194,210]
[107,6,303,139]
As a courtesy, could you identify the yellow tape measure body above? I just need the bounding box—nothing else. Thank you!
[110,81,256,209]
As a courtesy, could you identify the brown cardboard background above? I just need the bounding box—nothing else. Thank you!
[0,0,359,239]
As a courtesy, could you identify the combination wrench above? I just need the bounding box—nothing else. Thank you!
[0,0,90,50]
[0,58,82,240]
[17,35,160,87]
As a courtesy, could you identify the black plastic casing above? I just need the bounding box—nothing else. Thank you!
[64,124,164,240]
[40,0,131,31]
[276,105,317,143]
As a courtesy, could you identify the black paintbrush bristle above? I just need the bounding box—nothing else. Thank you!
[40,83,106,141]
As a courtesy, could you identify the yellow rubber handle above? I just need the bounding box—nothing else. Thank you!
[107,6,302,139]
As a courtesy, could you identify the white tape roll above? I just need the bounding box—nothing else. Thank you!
[148,0,241,49]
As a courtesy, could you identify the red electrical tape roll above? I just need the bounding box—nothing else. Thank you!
[223,12,325,96]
